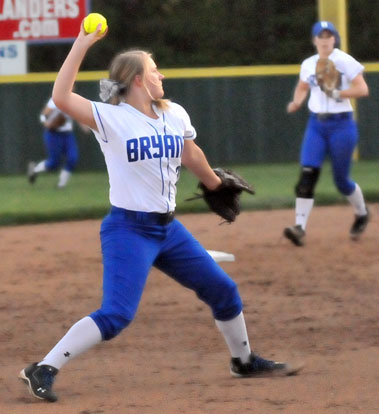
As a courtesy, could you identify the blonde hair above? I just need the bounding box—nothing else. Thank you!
[108,50,169,110]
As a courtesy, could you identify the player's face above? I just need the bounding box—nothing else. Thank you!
[144,57,165,99]
[314,30,335,55]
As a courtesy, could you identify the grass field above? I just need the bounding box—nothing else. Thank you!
[1,160,378,226]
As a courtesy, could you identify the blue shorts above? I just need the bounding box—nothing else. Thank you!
[90,207,243,340]
[300,112,358,195]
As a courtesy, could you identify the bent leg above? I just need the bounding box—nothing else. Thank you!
[154,220,243,321]
[284,117,326,245]
[155,220,254,362]
[329,119,358,196]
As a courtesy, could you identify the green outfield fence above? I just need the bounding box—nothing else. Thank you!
[1,63,379,175]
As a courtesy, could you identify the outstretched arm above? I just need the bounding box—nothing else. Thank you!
[52,23,107,131]
[181,140,221,190]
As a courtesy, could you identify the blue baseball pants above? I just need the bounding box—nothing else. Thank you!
[43,129,79,172]
[301,113,358,195]
[90,207,243,340]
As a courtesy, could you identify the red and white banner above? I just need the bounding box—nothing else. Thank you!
[0,0,90,42]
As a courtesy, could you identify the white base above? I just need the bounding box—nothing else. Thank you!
[206,250,235,263]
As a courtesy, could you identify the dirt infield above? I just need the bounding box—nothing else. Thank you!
[1,204,378,414]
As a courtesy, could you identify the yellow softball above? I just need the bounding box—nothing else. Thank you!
[83,13,108,35]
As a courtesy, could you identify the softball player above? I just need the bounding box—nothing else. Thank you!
[28,97,79,188]
[19,23,300,402]
[284,21,370,246]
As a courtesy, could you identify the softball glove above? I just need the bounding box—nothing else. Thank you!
[189,168,255,223]
[315,58,341,99]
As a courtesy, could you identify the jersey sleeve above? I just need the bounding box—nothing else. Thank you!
[182,109,197,140]
[91,101,112,144]
[46,98,56,110]
[299,58,314,83]
[340,53,364,82]
[169,102,197,140]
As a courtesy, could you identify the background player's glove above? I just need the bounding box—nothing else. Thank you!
[40,109,66,130]
[189,168,255,223]
[315,58,342,99]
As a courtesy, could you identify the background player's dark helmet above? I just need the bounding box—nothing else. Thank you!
[312,21,341,49]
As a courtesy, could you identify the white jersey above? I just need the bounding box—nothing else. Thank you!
[91,101,196,213]
[300,48,364,114]
[47,98,73,132]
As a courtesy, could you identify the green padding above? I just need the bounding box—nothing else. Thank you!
[1,74,378,174]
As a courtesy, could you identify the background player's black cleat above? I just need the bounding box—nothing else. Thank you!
[19,362,58,402]
[230,352,302,377]
[350,208,370,240]
[283,225,305,246]
[27,162,37,184]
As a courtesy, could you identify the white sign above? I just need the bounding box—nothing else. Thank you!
[0,40,27,74]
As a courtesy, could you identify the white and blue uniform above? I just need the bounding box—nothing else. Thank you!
[43,98,79,173]
[89,101,242,340]
[300,48,364,195]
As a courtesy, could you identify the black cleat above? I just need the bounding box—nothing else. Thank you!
[27,162,37,184]
[230,353,302,378]
[283,225,305,246]
[19,362,58,402]
[350,208,370,240]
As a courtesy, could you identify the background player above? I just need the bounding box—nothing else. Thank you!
[28,97,80,188]
[19,22,300,402]
[284,21,370,246]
